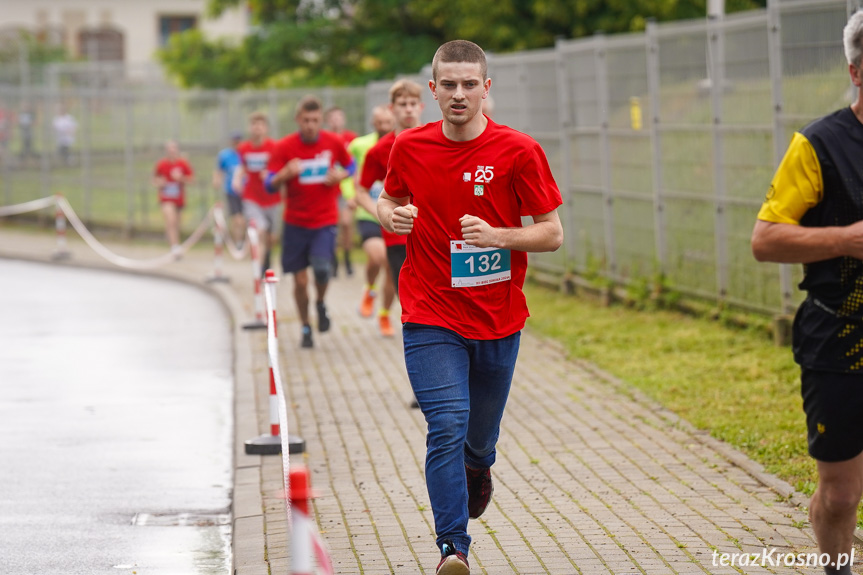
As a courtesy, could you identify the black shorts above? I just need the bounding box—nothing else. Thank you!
[281,224,337,274]
[387,244,407,295]
[801,368,863,462]
[357,220,382,243]
[225,193,243,216]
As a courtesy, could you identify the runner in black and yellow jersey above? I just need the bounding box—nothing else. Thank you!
[751,10,863,575]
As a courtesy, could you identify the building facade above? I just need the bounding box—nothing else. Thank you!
[0,0,249,66]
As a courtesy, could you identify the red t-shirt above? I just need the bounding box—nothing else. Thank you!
[360,131,406,247]
[154,158,193,207]
[238,139,279,207]
[268,131,353,228]
[384,119,562,339]
[337,130,357,147]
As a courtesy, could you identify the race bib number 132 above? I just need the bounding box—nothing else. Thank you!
[450,241,511,288]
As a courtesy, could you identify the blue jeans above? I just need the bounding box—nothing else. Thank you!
[403,323,521,556]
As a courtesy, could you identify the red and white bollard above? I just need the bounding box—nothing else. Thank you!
[51,196,71,261]
[242,222,267,330]
[206,203,230,284]
[245,270,305,456]
[290,466,333,575]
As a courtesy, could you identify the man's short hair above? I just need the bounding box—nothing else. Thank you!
[296,95,323,116]
[432,40,488,82]
[844,9,863,68]
[389,80,423,104]
[324,106,342,118]
[248,111,268,124]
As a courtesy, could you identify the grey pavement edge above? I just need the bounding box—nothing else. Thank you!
[1,227,858,575]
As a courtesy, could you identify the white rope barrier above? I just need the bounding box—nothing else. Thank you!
[213,205,250,261]
[55,196,214,270]
[0,196,57,217]
[0,196,248,273]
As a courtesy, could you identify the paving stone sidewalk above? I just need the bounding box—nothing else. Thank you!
[0,227,836,575]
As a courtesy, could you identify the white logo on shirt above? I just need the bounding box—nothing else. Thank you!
[245,151,270,173]
[463,172,471,182]
[299,150,333,185]
[474,166,494,183]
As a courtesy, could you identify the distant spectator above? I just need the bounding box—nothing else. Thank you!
[52,108,77,166]
[213,131,245,246]
[153,140,194,259]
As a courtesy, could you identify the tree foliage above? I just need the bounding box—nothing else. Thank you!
[0,31,69,65]
[159,0,766,89]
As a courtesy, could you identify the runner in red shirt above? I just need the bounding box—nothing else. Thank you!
[266,95,355,348]
[234,111,279,271]
[377,40,563,575]
[153,140,194,258]
[356,80,424,336]
[325,106,359,277]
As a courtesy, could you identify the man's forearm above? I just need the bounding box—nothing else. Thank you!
[494,221,563,253]
[269,168,290,189]
[356,187,379,220]
[752,220,848,263]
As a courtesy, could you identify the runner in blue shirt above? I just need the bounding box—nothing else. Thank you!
[213,132,245,246]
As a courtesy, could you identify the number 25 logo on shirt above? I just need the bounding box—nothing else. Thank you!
[474,166,494,183]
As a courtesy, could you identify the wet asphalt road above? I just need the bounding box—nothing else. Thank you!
[0,260,233,575]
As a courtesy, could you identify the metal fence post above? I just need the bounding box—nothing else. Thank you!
[555,40,574,273]
[172,90,181,142]
[594,33,616,279]
[81,88,92,221]
[646,21,666,277]
[708,15,728,303]
[269,88,279,137]
[1,87,10,205]
[767,0,794,316]
[517,61,530,132]
[219,89,230,144]
[124,90,135,235]
[41,86,53,200]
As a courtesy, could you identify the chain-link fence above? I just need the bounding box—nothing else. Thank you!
[0,0,859,315]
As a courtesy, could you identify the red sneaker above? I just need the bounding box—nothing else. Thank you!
[436,541,470,575]
[465,464,493,519]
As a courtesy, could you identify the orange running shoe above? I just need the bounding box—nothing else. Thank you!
[379,314,395,337]
[359,288,376,318]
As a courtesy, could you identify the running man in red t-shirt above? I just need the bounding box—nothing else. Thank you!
[153,140,194,258]
[377,40,564,575]
[356,80,424,336]
[266,96,355,348]
[234,111,279,271]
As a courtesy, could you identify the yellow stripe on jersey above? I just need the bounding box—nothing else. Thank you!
[756,132,823,225]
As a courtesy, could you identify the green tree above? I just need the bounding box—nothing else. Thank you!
[159,0,766,88]
[0,31,69,66]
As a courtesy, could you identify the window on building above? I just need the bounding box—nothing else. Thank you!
[158,15,196,47]
[78,27,124,61]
